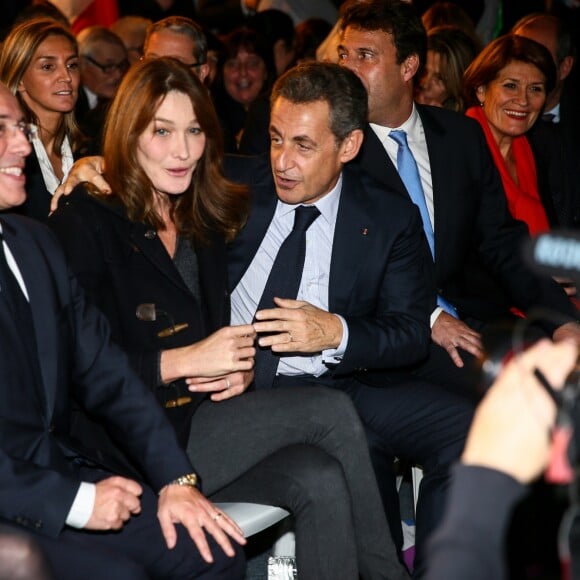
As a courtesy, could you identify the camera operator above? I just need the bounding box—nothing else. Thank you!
[426,338,578,580]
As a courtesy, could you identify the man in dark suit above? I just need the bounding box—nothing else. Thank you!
[0,83,245,580]
[226,61,474,577]
[337,0,580,395]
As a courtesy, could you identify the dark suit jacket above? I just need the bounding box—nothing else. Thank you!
[354,105,577,330]
[426,464,525,580]
[528,86,580,230]
[226,155,436,374]
[15,150,53,223]
[49,187,230,442]
[0,214,191,538]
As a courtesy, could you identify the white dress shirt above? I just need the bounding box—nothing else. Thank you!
[30,129,74,195]
[231,176,348,377]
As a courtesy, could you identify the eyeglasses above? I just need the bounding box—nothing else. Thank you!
[0,120,36,141]
[83,54,129,74]
[140,54,206,71]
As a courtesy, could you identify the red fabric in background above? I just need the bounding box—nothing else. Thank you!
[71,0,119,34]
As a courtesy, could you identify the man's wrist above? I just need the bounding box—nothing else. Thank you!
[160,472,200,495]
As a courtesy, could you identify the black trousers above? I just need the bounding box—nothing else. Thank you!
[262,375,474,579]
[187,386,409,580]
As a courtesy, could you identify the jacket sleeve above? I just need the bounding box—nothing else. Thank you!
[338,203,436,373]
[426,464,526,580]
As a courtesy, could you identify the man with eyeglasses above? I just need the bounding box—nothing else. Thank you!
[76,26,129,152]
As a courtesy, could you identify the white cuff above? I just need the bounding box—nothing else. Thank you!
[322,314,348,363]
[430,307,444,328]
[65,482,96,529]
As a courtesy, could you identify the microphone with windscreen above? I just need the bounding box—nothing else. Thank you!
[523,230,580,285]
[135,303,189,338]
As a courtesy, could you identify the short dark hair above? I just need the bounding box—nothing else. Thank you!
[340,0,427,69]
[271,61,368,143]
[463,34,557,109]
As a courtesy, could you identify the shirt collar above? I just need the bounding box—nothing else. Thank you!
[544,102,560,123]
[276,173,343,226]
[370,103,423,146]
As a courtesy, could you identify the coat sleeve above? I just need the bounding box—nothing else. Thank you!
[426,464,526,580]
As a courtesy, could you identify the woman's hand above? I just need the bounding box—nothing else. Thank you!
[186,370,255,401]
[160,325,256,384]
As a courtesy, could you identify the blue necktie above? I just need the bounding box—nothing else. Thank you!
[253,205,321,389]
[389,130,457,318]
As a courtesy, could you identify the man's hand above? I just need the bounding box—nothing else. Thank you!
[85,476,142,530]
[462,339,578,483]
[158,485,246,563]
[51,156,109,212]
[553,321,580,346]
[431,312,483,367]
[186,369,254,401]
[253,297,343,353]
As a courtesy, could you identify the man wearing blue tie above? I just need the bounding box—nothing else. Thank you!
[227,61,474,577]
[337,0,580,396]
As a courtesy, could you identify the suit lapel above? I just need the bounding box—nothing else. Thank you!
[329,169,374,312]
[358,127,408,197]
[416,106,450,263]
[3,222,52,415]
[228,182,278,291]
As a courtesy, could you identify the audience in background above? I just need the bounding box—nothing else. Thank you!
[463,34,557,234]
[247,9,296,76]
[10,1,70,30]
[211,27,273,150]
[77,26,128,151]
[142,16,210,83]
[0,18,83,221]
[110,14,152,64]
[77,26,128,105]
[252,0,338,26]
[294,17,333,63]
[421,1,481,49]
[415,25,479,111]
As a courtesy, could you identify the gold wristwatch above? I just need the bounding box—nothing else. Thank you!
[167,473,199,489]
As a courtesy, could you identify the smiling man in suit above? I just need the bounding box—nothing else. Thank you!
[337,0,580,395]
[0,82,246,580]
[227,60,474,577]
